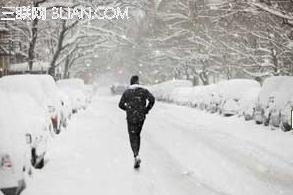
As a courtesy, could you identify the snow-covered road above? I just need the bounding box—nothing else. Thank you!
[23,93,293,195]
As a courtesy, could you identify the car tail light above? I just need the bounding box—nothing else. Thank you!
[1,154,12,168]
[51,116,58,124]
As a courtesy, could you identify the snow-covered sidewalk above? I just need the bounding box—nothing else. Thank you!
[23,94,293,195]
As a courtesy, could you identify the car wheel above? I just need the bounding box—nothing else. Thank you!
[255,120,262,125]
[263,116,270,126]
[244,115,251,121]
[281,121,292,132]
[34,157,45,169]
[31,148,45,169]
[55,126,61,134]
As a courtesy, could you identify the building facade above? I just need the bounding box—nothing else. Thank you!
[0,20,10,77]
[0,7,28,77]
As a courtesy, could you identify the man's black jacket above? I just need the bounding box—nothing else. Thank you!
[119,85,155,123]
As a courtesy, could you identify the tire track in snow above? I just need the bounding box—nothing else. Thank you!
[148,102,293,194]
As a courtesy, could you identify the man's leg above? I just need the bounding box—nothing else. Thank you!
[127,120,144,157]
[127,121,139,157]
[135,120,144,156]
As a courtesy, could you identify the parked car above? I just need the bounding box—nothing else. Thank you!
[0,146,28,195]
[188,86,204,108]
[150,80,193,102]
[194,84,218,111]
[221,98,240,117]
[0,90,50,194]
[170,87,193,106]
[57,79,88,113]
[37,75,68,134]
[239,87,261,121]
[0,75,66,135]
[254,104,264,124]
[243,104,255,121]
[280,100,293,131]
[217,79,261,116]
[256,76,293,130]
[208,93,222,113]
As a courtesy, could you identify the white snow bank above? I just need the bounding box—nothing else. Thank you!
[0,74,60,107]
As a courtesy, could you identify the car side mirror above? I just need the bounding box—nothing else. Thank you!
[25,133,32,145]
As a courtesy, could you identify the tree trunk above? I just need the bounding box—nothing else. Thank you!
[49,21,67,77]
[28,16,39,71]
[63,56,70,79]
[28,0,47,71]
[271,48,279,75]
[192,75,199,86]
[199,71,209,85]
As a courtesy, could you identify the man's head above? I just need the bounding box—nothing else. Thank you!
[130,75,139,85]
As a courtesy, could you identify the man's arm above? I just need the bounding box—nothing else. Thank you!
[119,92,128,111]
[145,90,155,113]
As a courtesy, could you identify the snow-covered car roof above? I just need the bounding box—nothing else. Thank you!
[0,74,61,107]
[150,80,192,99]
[216,79,261,100]
[170,87,193,103]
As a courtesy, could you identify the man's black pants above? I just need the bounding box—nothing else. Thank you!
[127,120,145,157]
